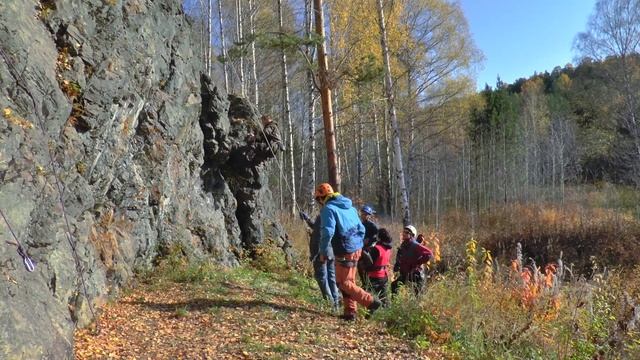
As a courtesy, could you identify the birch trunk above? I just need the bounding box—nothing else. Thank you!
[235,0,245,96]
[200,0,209,75]
[217,0,229,92]
[248,0,258,105]
[278,0,296,214]
[376,0,411,225]
[305,0,316,210]
[382,104,392,215]
[356,91,364,199]
[373,106,386,214]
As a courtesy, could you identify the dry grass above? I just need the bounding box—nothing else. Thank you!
[89,209,133,270]
[432,202,640,275]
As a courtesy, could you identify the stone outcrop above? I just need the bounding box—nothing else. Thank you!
[0,1,288,358]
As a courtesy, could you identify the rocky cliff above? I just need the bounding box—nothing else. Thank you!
[0,1,288,358]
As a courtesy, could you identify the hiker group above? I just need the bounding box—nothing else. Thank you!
[301,183,433,321]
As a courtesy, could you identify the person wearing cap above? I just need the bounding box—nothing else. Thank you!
[360,205,379,248]
[357,205,379,287]
[315,183,382,321]
[361,228,393,306]
[391,225,433,296]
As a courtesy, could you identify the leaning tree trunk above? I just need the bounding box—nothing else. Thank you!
[376,0,411,225]
[278,0,296,214]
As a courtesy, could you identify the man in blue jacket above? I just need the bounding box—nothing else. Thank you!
[299,212,341,309]
[315,183,381,321]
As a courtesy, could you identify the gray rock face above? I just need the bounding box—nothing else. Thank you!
[0,1,289,358]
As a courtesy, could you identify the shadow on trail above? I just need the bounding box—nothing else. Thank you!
[123,298,327,317]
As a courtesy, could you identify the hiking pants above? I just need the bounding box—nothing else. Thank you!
[335,250,374,316]
[368,276,389,307]
[313,257,341,307]
[391,271,424,296]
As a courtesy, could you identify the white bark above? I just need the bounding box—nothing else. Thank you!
[207,0,212,76]
[356,92,364,199]
[305,0,316,211]
[217,0,229,92]
[248,0,258,105]
[278,0,296,214]
[235,0,245,96]
[376,0,411,225]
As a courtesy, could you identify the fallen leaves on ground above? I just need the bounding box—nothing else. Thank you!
[75,270,441,359]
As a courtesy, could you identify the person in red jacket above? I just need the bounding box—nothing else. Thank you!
[391,225,433,296]
[361,228,393,306]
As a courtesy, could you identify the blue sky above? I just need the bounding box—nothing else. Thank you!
[458,0,597,90]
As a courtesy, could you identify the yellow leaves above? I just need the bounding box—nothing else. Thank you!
[3,107,34,130]
[423,232,441,263]
[521,77,545,96]
[556,73,572,91]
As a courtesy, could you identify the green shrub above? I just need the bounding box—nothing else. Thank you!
[251,240,289,274]
[374,288,441,342]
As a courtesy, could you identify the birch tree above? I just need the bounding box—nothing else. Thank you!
[248,0,259,105]
[305,0,317,210]
[376,0,411,225]
[277,0,296,214]
[217,0,229,92]
[235,0,246,96]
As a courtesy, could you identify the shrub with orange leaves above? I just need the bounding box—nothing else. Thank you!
[510,257,561,319]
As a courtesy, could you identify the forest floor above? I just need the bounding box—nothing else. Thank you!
[74,263,443,359]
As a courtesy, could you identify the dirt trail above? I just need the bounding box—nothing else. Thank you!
[75,269,439,359]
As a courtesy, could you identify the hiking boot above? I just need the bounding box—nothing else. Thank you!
[339,313,356,321]
[365,299,382,319]
[332,302,341,314]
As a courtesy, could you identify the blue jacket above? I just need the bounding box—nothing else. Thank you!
[319,194,365,257]
[307,215,334,260]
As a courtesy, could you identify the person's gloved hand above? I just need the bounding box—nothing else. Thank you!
[299,211,310,222]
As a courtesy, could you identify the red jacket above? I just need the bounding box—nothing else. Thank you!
[367,243,392,279]
[393,239,433,275]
